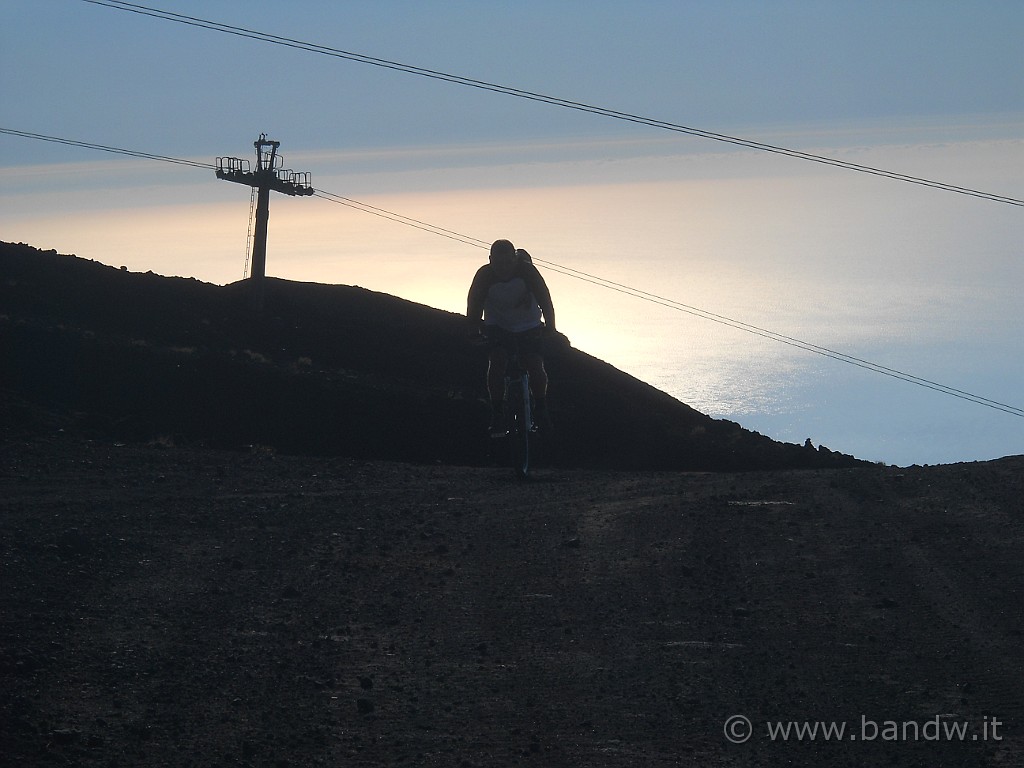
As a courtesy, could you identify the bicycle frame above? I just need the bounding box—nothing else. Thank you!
[504,349,534,479]
[471,330,538,478]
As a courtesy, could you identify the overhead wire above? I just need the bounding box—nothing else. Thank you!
[317,177,1022,418]
[76,0,1024,207]
[4,140,1023,415]
[314,183,1018,415]
[4,125,1023,417]
[518,260,1024,417]
[0,127,214,170]
[312,191,488,250]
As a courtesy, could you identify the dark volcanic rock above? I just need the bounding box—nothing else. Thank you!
[0,241,863,470]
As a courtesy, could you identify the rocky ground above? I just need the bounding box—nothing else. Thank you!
[2,435,1022,767]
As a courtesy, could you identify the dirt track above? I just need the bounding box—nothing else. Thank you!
[2,437,1022,766]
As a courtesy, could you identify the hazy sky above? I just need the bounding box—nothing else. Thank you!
[5,1,1021,158]
[2,1,1022,464]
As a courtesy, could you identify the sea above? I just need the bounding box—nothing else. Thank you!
[5,126,1021,466]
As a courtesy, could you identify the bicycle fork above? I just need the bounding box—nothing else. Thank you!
[509,373,534,431]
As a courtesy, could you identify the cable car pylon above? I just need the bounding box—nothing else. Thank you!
[215,134,313,308]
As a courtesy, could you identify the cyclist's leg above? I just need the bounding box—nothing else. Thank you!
[515,326,548,397]
[486,344,509,436]
[523,354,549,429]
[487,345,508,402]
[523,351,554,431]
[523,353,548,397]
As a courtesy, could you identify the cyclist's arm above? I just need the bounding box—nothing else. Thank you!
[466,266,490,327]
[525,265,556,332]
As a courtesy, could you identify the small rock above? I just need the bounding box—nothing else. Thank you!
[51,728,80,744]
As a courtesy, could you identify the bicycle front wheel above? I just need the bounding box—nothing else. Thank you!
[510,375,531,479]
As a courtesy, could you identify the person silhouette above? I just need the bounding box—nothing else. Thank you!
[467,239,560,436]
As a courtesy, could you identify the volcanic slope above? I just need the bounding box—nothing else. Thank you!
[0,242,862,471]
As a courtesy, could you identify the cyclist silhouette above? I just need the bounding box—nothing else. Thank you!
[467,239,560,436]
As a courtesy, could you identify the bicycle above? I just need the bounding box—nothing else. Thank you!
[503,341,536,480]
[470,331,537,479]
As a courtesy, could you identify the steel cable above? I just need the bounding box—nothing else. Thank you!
[3,125,1022,418]
[77,0,1024,207]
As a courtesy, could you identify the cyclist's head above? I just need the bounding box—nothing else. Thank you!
[490,239,516,262]
[489,239,518,277]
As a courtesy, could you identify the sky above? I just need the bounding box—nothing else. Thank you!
[2,0,1022,465]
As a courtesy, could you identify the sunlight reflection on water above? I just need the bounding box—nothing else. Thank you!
[4,132,1020,464]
